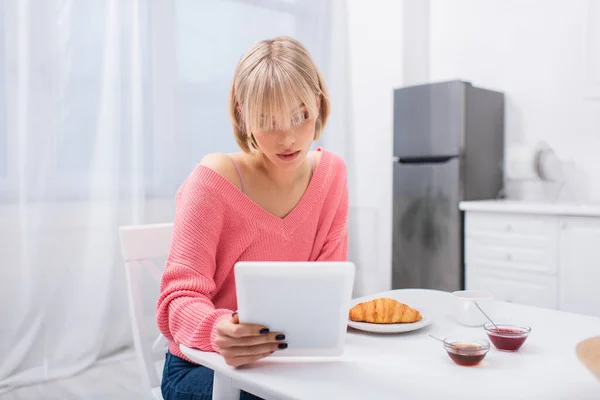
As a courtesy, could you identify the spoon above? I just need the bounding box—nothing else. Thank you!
[427,333,445,343]
[474,300,498,329]
[427,334,460,350]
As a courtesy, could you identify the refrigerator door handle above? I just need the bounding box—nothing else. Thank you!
[393,155,460,164]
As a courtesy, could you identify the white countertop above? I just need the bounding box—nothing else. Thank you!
[459,200,600,217]
[181,289,600,400]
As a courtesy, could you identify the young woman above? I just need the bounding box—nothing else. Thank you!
[157,36,348,399]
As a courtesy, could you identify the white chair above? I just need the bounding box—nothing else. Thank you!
[119,223,174,400]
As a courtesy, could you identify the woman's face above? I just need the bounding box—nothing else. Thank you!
[251,103,317,171]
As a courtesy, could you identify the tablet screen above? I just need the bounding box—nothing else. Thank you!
[235,262,355,357]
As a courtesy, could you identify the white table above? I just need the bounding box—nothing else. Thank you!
[181,289,600,399]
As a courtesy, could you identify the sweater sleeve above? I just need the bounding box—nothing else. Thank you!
[156,169,232,352]
[317,162,349,261]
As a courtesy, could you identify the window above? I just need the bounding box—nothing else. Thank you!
[0,0,328,201]
[174,0,300,179]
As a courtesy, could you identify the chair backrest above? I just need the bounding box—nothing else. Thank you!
[119,223,173,395]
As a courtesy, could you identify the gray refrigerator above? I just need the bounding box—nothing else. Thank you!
[392,80,504,292]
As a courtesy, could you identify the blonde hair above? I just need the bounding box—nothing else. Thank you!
[229,36,330,153]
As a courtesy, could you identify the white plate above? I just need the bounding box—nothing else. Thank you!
[347,309,434,333]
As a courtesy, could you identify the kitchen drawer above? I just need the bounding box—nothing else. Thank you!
[465,235,558,275]
[464,212,558,275]
[465,265,558,309]
[465,212,558,238]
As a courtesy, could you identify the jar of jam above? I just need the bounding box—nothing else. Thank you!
[484,323,531,351]
[443,337,491,366]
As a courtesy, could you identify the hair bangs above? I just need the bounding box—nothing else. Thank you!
[242,60,318,133]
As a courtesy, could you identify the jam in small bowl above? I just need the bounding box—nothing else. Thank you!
[443,337,490,366]
[484,323,531,352]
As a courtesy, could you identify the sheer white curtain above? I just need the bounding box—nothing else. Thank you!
[0,0,352,392]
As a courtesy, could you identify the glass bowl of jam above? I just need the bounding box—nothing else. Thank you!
[484,323,531,351]
[443,337,490,366]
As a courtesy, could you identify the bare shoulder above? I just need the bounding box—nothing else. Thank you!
[199,153,243,190]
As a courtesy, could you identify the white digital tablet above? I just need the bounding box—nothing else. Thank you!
[234,261,355,357]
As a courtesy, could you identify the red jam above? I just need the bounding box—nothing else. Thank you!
[445,344,487,366]
[486,328,528,351]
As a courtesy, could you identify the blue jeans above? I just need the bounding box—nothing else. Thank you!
[161,351,263,400]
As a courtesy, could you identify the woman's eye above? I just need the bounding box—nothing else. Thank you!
[303,112,310,120]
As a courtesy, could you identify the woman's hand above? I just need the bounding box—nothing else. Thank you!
[214,313,287,367]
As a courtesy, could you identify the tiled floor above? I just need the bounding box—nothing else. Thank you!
[1,353,148,400]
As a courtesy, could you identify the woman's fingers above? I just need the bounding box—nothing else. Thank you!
[217,315,270,338]
[220,342,286,359]
[215,313,288,367]
[216,332,285,349]
[224,351,275,368]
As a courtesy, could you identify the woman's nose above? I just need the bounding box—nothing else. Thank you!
[278,132,296,147]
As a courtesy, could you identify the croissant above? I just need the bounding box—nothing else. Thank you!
[349,298,422,324]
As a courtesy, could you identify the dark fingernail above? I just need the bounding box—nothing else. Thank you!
[275,334,286,341]
[278,343,288,350]
[259,328,270,335]
[231,312,238,317]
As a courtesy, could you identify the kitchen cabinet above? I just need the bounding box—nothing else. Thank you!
[558,217,600,316]
[460,201,600,318]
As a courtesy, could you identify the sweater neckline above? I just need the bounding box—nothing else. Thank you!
[198,147,332,235]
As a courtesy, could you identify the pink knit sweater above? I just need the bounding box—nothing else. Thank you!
[156,148,348,361]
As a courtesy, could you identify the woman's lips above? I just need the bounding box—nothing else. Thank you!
[277,150,300,161]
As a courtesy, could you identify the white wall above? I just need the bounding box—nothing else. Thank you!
[344,0,600,294]
[346,0,404,293]
[428,0,600,202]
[403,0,430,85]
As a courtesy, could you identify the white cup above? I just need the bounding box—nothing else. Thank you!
[452,290,495,327]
